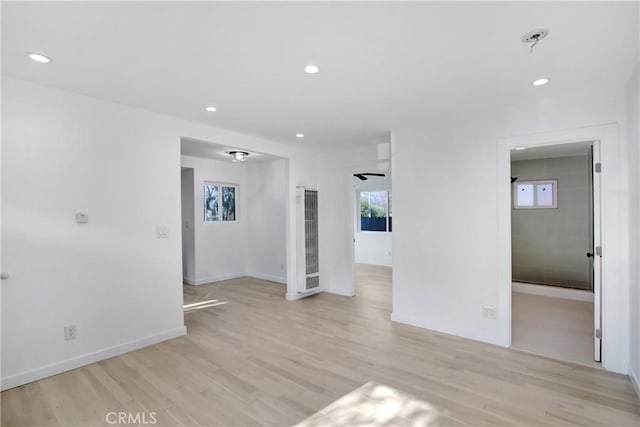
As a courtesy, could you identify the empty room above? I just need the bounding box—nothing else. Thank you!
[1,1,639,426]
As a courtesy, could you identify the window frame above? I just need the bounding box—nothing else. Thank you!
[203,181,239,223]
[512,179,558,209]
[357,189,392,233]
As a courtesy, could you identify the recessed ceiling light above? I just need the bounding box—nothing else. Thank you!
[28,53,51,63]
[304,65,319,74]
[204,106,217,112]
[296,133,305,138]
[531,78,549,87]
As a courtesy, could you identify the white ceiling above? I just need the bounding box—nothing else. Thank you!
[181,137,279,163]
[511,141,592,161]
[3,2,638,148]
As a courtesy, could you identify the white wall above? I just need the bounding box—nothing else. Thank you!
[246,159,287,284]
[181,155,247,284]
[627,64,640,391]
[392,87,631,373]
[317,147,382,297]
[1,77,375,389]
[354,174,392,267]
[181,168,195,282]
[1,78,186,389]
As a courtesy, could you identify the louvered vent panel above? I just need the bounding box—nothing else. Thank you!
[306,276,320,290]
[304,190,319,275]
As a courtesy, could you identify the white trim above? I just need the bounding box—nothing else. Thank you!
[246,272,287,285]
[0,326,187,391]
[286,289,322,301]
[390,312,502,346]
[498,123,628,374]
[512,282,594,302]
[187,273,245,286]
[326,288,355,297]
[347,164,392,298]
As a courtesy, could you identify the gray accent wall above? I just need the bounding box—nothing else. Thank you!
[511,155,592,290]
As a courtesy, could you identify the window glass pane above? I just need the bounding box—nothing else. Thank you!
[204,184,219,221]
[516,184,534,207]
[360,191,388,231]
[222,186,236,221]
[536,183,554,207]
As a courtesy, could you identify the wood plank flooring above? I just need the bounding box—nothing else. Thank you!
[2,264,639,426]
[512,292,597,368]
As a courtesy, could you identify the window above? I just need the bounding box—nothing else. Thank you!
[513,180,557,209]
[204,183,238,221]
[359,190,392,232]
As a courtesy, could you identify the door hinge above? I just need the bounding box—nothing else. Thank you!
[595,246,602,256]
[595,162,602,173]
[595,329,602,339]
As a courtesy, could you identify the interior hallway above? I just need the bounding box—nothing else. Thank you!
[2,267,638,426]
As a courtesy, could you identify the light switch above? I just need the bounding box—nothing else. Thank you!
[75,212,89,224]
[156,226,169,239]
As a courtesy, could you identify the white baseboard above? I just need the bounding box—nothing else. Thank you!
[326,288,354,297]
[630,372,640,400]
[246,272,287,285]
[390,311,506,347]
[286,289,322,300]
[354,261,392,268]
[186,273,246,286]
[1,326,187,391]
[512,282,594,302]
[183,277,196,285]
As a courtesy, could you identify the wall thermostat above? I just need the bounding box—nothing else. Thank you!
[75,212,89,224]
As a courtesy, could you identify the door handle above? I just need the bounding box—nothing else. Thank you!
[1,272,10,280]
[586,252,594,258]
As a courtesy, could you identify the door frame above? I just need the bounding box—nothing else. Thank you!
[345,165,391,297]
[497,123,629,374]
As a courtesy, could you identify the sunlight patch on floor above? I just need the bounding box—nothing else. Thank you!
[183,299,228,313]
[294,382,440,427]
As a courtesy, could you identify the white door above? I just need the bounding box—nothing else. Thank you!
[591,141,602,362]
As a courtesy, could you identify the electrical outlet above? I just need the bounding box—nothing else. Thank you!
[64,325,77,341]
[156,226,169,239]
[483,306,496,319]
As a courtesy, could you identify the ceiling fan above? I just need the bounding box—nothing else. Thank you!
[354,173,386,181]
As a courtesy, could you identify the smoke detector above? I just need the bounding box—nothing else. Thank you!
[521,29,549,52]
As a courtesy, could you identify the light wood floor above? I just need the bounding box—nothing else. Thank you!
[2,264,639,426]
[512,292,597,367]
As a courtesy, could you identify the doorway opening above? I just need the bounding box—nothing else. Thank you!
[351,169,392,304]
[509,141,601,367]
[179,137,289,311]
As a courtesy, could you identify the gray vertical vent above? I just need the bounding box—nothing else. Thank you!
[306,276,320,290]
[296,187,320,295]
[304,190,319,281]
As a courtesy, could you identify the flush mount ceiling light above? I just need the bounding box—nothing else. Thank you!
[521,29,549,53]
[204,106,217,112]
[28,52,51,63]
[296,133,305,138]
[515,147,527,150]
[304,65,319,74]
[229,151,249,162]
[531,78,550,86]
